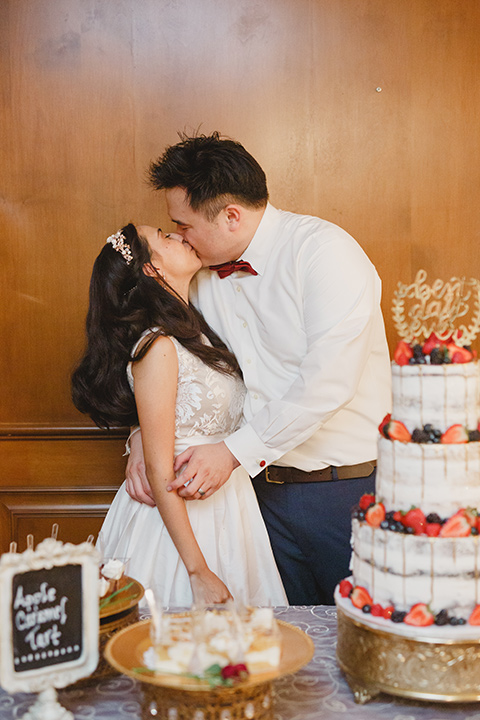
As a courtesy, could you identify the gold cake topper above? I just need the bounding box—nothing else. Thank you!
[392,270,480,345]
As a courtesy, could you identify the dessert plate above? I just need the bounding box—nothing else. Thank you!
[104,617,314,691]
[99,577,144,618]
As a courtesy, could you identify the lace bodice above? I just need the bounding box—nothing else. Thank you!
[127,333,245,442]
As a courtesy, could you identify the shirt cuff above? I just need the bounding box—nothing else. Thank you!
[124,426,141,456]
[224,424,281,478]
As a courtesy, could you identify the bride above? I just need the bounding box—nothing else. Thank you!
[71,223,287,607]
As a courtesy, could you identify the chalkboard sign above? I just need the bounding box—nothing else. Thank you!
[0,538,99,695]
[12,564,83,673]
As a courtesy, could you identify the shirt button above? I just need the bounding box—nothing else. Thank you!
[243,321,248,328]
[259,460,266,467]
[236,286,241,293]
[246,358,252,364]
[253,393,259,400]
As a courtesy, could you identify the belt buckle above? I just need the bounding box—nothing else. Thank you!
[264,466,284,484]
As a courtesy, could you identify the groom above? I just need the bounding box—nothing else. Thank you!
[126,131,391,605]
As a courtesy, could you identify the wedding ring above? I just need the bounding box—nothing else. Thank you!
[198,488,206,497]
[183,479,193,487]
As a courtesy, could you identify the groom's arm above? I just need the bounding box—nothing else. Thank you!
[126,432,240,502]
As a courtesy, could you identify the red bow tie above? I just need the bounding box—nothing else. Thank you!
[209,260,258,279]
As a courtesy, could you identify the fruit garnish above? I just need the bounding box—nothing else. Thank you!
[441,424,469,444]
[350,586,373,609]
[370,603,384,617]
[378,413,391,437]
[359,493,376,510]
[435,609,450,626]
[464,508,478,527]
[388,420,412,442]
[446,342,473,363]
[404,603,435,627]
[469,605,480,626]
[425,523,441,537]
[380,415,412,442]
[220,663,249,683]
[339,579,353,597]
[439,511,471,537]
[402,507,427,535]
[365,502,386,528]
[382,605,394,619]
[394,341,413,366]
[422,332,444,355]
[412,424,442,443]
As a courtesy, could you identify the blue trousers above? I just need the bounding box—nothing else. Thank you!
[252,469,376,605]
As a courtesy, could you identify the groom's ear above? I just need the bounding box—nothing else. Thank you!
[224,204,241,230]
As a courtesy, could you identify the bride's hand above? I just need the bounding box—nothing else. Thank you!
[125,429,156,506]
[189,568,233,604]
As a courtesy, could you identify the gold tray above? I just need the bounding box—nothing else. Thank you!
[337,604,480,704]
[104,617,314,691]
[99,577,144,619]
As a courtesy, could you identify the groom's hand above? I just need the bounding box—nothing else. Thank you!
[171,442,240,500]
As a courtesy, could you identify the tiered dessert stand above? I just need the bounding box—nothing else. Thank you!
[105,617,314,720]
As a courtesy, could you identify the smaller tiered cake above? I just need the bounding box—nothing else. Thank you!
[337,271,480,631]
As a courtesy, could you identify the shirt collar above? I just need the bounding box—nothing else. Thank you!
[239,203,281,277]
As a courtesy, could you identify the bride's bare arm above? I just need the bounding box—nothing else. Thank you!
[132,336,232,604]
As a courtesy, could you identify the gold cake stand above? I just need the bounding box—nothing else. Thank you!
[336,603,480,704]
[105,617,314,720]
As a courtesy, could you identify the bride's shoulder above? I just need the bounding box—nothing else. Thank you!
[131,335,178,386]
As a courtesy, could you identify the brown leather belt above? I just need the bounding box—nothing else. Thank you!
[257,461,376,484]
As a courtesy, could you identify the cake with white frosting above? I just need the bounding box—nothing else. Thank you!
[337,271,480,629]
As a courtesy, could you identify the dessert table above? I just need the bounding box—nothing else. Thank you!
[2,605,480,720]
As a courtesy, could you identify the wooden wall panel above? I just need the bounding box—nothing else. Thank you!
[1,0,479,547]
[0,433,126,552]
[0,434,127,487]
[0,489,115,553]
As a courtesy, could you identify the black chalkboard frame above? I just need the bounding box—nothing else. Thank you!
[0,538,100,694]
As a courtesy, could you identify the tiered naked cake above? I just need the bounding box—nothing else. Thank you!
[336,271,480,703]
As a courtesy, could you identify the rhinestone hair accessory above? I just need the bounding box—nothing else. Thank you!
[106,230,133,265]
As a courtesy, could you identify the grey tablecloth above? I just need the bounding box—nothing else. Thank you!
[2,606,480,719]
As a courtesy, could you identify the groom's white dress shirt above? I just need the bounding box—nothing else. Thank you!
[190,203,392,478]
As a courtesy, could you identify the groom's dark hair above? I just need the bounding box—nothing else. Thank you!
[148,131,269,220]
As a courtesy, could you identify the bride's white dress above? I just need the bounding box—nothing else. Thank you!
[98,335,287,607]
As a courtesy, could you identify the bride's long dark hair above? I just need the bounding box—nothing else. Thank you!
[72,223,241,429]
